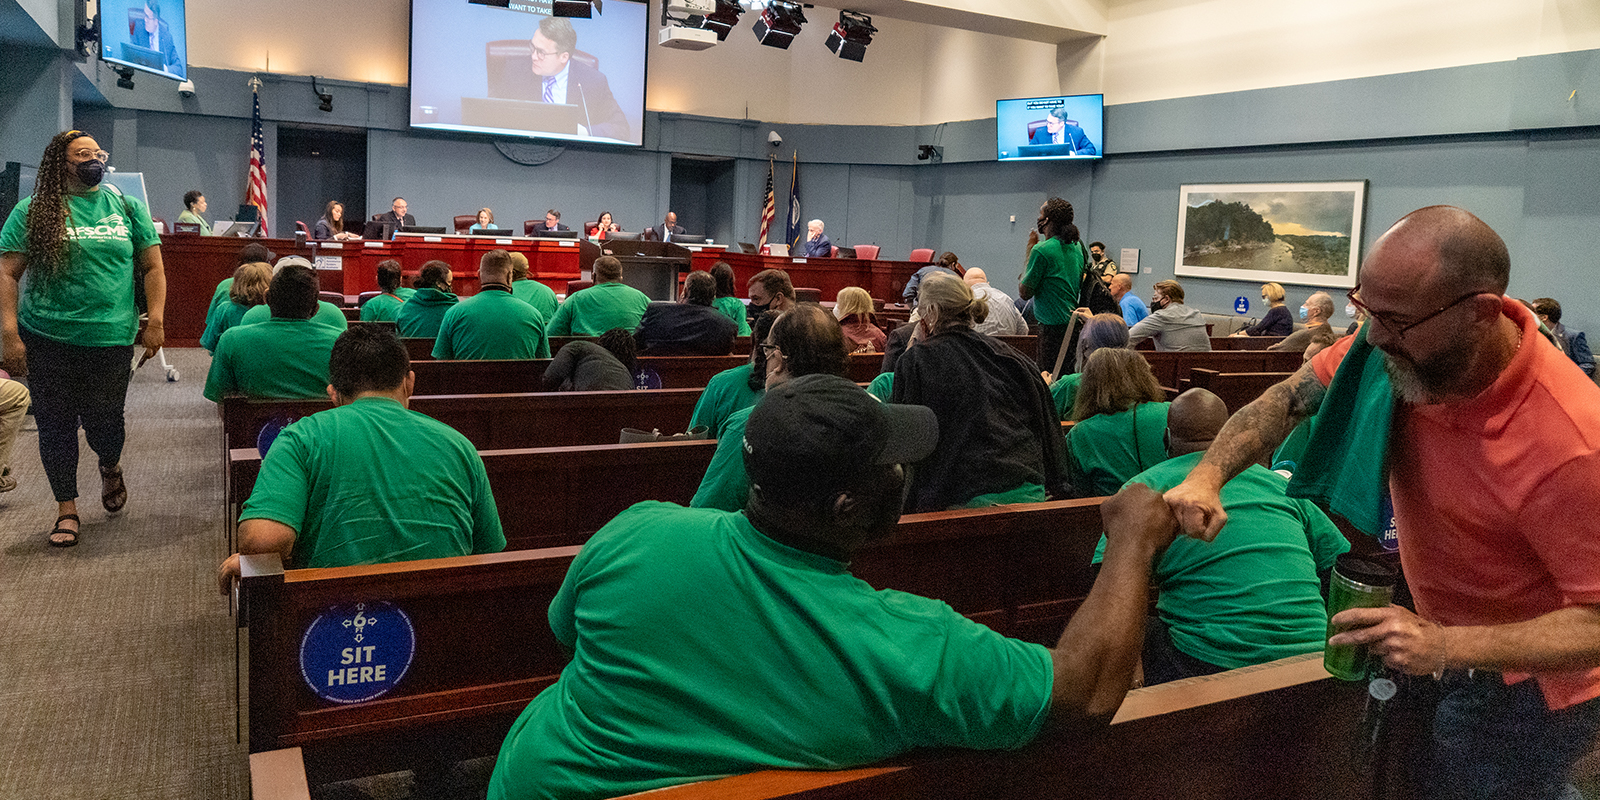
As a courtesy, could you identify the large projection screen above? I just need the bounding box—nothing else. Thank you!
[99,0,190,81]
[410,1,648,147]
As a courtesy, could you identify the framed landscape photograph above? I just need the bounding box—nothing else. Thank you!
[1174,181,1367,288]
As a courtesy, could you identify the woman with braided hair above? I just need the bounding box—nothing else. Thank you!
[889,273,1065,512]
[0,130,167,547]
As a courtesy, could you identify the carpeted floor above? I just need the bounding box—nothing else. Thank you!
[0,347,249,800]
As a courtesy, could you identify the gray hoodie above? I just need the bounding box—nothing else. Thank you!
[1127,303,1211,351]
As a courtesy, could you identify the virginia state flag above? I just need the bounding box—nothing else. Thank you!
[784,152,801,249]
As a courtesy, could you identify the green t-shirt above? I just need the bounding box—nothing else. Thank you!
[395,287,458,338]
[488,502,1052,800]
[200,300,254,353]
[1019,238,1082,326]
[866,371,895,402]
[1066,401,1170,496]
[959,483,1048,508]
[713,296,752,336]
[511,279,560,322]
[0,188,161,346]
[203,318,342,402]
[688,364,761,437]
[396,286,417,301]
[360,293,405,323]
[1097,454,1349,670]
[240,396,506,569]
[432,288,551,360]
[241,300,349,330]
[1049,373,1082,421]
[545,280,651,337]
[208,277,235,320]
[690,405,753,512]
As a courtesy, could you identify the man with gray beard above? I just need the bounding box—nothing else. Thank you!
[1163,206,1600,800]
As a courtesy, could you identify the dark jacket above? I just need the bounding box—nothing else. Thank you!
[634,302,738,355]
[890,327,1066,511]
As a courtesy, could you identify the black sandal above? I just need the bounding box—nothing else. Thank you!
[49,514,80,548]
[100,464,127,513]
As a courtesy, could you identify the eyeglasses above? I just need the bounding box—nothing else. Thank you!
[70,148,110,161]
[1346,284,1490,341]
[759,343,782,356]
[529,45,566,58]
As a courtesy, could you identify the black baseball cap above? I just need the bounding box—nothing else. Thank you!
[744,374,938,503]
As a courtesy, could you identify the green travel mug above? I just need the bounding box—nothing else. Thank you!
[1324,554,1397,681]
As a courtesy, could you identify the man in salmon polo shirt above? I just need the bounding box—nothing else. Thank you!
[1164,206,1600,800]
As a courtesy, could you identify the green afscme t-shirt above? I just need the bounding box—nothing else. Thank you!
[241,300,349,330]
[360,293,405,323]
[203,318,342,402]
[713,295,752,336]
[0,188,161,346]
[1067,401,1169,497]
[545,280,651,337]
[488,502,1052,800]
[688,364,761,437]
[511,279,560,322]
[690,405,754,512]
[240,396,506,569]
[432,288,551,360]
[1020,237,1082,326]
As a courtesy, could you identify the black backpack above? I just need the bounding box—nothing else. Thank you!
[1076,241,1119,316]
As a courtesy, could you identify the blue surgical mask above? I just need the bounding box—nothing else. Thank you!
[1345,303,1357,318]
[1299,306,1309,320]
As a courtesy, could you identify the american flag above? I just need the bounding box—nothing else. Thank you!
[784,151,801,249]
[246,84,270,236]
[757,156,775,247]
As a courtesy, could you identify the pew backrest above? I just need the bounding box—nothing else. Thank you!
[1185,369,1296,414]
[1140,350,1303,390]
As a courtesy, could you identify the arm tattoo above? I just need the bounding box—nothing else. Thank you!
[1200,363,1326,480]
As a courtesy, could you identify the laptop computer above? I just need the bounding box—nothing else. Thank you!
[460,98,583,135]
[768,243,790,257]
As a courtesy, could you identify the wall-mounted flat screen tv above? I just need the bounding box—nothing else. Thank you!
[996,94,1103,161]
[99,0,189,81]
[410,0,648,147]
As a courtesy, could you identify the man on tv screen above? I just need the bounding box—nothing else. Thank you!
[131,0,182,73]
[1030,108,1097,155]
[499,17,629,141]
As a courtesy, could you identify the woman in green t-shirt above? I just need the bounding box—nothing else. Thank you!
[1066,348,1170,497]
[0,130,168,547]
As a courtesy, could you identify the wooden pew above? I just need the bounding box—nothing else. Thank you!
[1211,335,1289,351]
[1140,350,1304,391]
[239,499,1112,793]
[1185,369,1296,414]
[405,336,757,362]
[228,440,718,552]
[219,388,704,452]
[405,355,750,394]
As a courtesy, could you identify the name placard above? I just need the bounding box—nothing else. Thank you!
[298,601,416,704]
[558,241,576,247]
[424,236,443,243]
[496,238,513,245]
[320,242,343,250]
[364,241,386,248]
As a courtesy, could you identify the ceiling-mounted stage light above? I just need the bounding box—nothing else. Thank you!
[553,0,601,17]
[753,0,805,49]
[825,10,876,62]
[113,66,135,90]
[311,76,333,112]
[662,0,720,50]
[700,0,745,40]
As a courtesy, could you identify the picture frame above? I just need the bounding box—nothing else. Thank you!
[1174,181,1367,288]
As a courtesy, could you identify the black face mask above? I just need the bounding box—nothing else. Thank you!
[748,301,771,316]
[75,160,105,187]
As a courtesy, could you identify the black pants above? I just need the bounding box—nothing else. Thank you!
[21,327,133,503]
[1140,615,1228,687]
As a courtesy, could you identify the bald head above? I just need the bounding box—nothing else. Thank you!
[963,267,988,286]
[1110,273,1133,299]
[1166,388,1229,457]
[1366,206,1509,296]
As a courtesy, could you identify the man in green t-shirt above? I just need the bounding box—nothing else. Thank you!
[236,256,350,330]
[508,251,559,322]
[204,263,342,402]
[395,261,458,338]
[1100,388,1348,686]
[433,249,551,359]
[489,372,1180,800]
[216,325,505,589]
[1019,196,1085,373]
[545,255,650,336]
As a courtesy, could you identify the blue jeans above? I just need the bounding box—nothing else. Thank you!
[1430,672,1600,800]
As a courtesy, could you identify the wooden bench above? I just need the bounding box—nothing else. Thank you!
[1140,350,1304,391]
[404,336,757,362]
[1184,369,1296,414]
[406,355,750,394]
[228,440,717,552]
[219,388,704,452]
[239,498,1111,793]
[1211,335,1290,351]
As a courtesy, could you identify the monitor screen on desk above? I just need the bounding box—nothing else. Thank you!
[672,233,707,245]
[532,228,580,239]
[476,228,514,236]
[363,221,396,240]
[400,226,448,234]
[996,94,1104,162]
[98,0,189,81]
[409,0,648,147]
[605,231,642,241]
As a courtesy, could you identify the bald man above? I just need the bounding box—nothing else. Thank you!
[963,267,1027,336]
[1099,388,1347,686]
[1109,274,1149,326]
[1163,206,1600,800]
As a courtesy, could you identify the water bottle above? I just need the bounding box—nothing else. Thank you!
[1324,554,1397,680]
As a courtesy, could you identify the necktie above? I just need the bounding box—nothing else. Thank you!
[543,77,556,104]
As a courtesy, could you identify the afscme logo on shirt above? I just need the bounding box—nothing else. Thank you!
[71,212,130,241]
